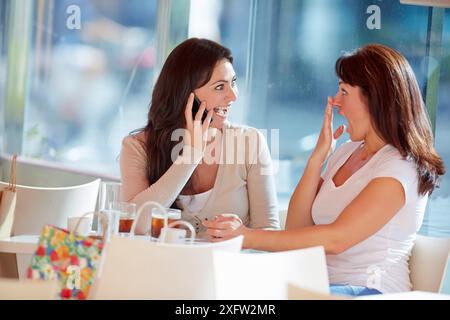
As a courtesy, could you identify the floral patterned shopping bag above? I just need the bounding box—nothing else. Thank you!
[27,225,104,300]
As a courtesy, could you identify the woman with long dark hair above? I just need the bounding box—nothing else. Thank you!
[205,44,445,296]
[120,38,279,235]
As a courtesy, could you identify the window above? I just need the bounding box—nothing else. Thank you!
[423,7,450,236]
[243,0,449,237]
[1,0,449,236]
[1,0,157,175]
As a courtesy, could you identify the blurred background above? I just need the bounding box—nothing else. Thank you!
[0,0,449,236]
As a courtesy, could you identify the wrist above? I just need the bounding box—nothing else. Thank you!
[241,226,254,249]
[308,153,325,167]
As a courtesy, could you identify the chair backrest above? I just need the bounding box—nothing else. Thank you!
[409,234,450,292]
[0,279,58,299]
[439,252,450,294]
[89,235,243,299]
[279,210,288,230]
[213,246,329,299]
[0,179,100,235]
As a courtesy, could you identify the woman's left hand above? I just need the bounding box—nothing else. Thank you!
[202,214,246,242]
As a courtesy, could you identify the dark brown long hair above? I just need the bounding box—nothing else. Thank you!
[335,44,445,195]
[137,38,233,205]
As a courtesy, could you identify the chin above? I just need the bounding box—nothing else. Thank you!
[211,117,226,129]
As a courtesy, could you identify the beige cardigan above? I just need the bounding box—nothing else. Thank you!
[120,122,280,233]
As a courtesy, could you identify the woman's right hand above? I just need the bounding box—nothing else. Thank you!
[311,96,345,165]
[184,93,214,153]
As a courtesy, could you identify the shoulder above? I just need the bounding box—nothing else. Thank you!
[372,145,417,177]
[121,131,147,157]
[371,145,419,199]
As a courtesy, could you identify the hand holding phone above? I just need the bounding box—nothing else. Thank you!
[183,93,214,154]
[192,96,210,124]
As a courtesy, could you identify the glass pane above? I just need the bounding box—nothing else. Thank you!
[21,0,157,175]
[424,8,450,237]
[188,0,250,125]
[247,0,430,208]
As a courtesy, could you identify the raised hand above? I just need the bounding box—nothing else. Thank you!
[311,96,345,165]
[184,93,214,153]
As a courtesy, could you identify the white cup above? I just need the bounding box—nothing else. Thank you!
[158,220,195,244]
[159,227,187,244]
[67,216,93,236]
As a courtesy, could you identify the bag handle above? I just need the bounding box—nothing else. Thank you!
[162,220,196,244]
[129,201,167,236]
[72,211,109,240]
[7,154,17,192]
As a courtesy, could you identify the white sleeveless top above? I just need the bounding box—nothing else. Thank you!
[312,140,428,293]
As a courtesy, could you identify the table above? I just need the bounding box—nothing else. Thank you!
[0,235,40,255]
[0,235,40,279]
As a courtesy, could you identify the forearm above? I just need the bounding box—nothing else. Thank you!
[122,146,202,235]
[130,146,202,209]
[243,224,342,254]
[286,157,323,229]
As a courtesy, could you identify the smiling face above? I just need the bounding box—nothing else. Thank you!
[194,59,238,129]
[333,80,372,141]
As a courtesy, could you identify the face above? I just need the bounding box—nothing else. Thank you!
[194,59,238,128]
[333,80,372,141]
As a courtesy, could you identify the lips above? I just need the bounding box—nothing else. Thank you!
[213,106,230,118]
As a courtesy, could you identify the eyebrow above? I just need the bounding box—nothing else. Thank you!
[211,76,237,85]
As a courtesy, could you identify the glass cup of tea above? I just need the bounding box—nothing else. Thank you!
[150,207,182,239]
[118,202,137,235]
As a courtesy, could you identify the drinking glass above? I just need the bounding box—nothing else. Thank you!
[150,207,182,239]
[119,202,137,234]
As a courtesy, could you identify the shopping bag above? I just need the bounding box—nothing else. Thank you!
[0,155,17,238]
[27,213,107,300]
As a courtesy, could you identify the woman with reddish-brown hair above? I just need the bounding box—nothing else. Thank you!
[204,44,445,296]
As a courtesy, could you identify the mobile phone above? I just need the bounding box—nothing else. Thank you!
[192,96,209,123]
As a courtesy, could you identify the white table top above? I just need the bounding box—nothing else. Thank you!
[0,234,214,255]
[0,235,40,255]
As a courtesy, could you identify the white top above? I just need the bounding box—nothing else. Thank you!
[177,189,213,233]
[312,140,428,294]
[177,189,213,213]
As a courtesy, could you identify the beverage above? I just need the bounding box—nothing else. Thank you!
[150,209,182,239]
[118,202,137,235]
[119,217,134,233]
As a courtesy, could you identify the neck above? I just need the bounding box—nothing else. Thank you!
[361,132,386,159]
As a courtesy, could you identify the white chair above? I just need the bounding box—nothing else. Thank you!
[439,252,450,294]
[213,246,329,299]
[0,179,100,235]
[279,209,288,230]
[89,235,243,300]
[409,234,450,292]
[0,279,58,300]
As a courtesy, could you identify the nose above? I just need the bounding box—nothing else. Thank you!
[332,93,342,108]
[226,85,238,103]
